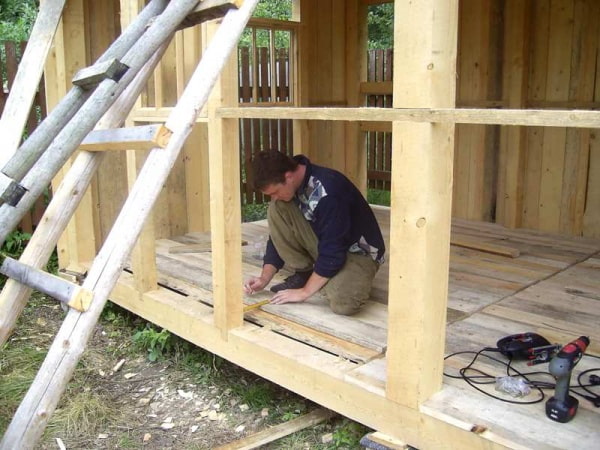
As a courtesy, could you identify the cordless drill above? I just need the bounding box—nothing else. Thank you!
[546,336,590,423]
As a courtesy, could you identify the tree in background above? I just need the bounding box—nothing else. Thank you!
[368,3,393,49]
[0,0,38,41]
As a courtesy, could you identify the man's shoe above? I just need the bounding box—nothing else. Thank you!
[270,270,312,293]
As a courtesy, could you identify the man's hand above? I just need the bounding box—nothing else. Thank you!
[243,275,269,295]
[243,263,278,295]
[270,288,310,304]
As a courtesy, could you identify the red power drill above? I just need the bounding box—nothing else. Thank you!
[546,336,590,423]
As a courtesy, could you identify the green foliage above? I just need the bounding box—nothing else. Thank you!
[329,418,369,449]
[242,202,268,222]
[0,0,38,41]
[2,229,31,256]
[132,325,173,362]
[367,3,394,50]
[253,0,292,20]
[367,188,391,207]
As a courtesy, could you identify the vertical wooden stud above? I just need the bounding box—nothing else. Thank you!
[387,0,458,408]
[344,0,367,192]
[49,0,96,273]
[207,20,244,337]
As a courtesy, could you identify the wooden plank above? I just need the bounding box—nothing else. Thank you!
[0,0,66,167]
[80,124,172,151]
[522,1,550,231]
[456,0,492,221]
[538,0,574,233]
[497,0,530,228]
[421,384,599,450]
[387,0,458,408]
[71,58,129,89]
[450,236,520,258]
[214,408,336,450]
[217,106,600,128]
[180,0,242,29]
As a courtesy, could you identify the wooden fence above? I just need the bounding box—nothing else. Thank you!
[365,48,393,191]
[238,46,293,205]
[238,47,393,204]
[0,41,48,234]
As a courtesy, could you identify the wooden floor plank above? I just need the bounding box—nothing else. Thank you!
[151,212,599,382]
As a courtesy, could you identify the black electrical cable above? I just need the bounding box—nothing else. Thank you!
[444,348,546,404]
[444,348,600,406]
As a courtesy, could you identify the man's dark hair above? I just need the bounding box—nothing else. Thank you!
[251,150,298,190]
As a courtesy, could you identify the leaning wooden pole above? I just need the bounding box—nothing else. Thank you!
[0,0,200,246]
[0,43,170,347]
[5,0,169,177]
[0,0,169,198]
[0,1,258,447]
[0,0,66,167]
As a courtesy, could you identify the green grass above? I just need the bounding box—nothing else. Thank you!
[45,391,116,438]
[0,343,47,433]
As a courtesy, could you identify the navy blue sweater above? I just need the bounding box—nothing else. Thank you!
[264,155,385,278]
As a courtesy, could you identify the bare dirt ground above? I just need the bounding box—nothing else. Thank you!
[1,294,369,449]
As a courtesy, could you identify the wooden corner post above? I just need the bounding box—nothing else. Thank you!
[386,0,459,408]
[207,19,244,337]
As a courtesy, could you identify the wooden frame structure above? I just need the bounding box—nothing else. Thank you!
[3,1,599,448]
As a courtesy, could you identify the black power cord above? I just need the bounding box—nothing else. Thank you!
[444,347,600,406]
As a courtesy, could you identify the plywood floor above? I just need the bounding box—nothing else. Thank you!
[148,206,600,449]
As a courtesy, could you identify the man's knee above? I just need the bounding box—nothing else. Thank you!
[328,296,364,316]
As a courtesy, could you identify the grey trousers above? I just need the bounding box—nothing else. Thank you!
[268,200,379,315]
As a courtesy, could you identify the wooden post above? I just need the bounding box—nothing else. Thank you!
[207,18,244,338]
[0,2,258,447]
[0,0,200,249]
[386,0,458,408]
[344,0,368,192]
[0,44,169,347]
[0,0,66,168]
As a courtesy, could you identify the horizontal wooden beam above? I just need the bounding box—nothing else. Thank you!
[217,106,600,128]
[79,124,172,151]
[0,256,92,311]
[360,81,393,95]
[130,107,208,124]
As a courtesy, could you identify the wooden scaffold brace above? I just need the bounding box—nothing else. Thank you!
[0,0,258,448]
